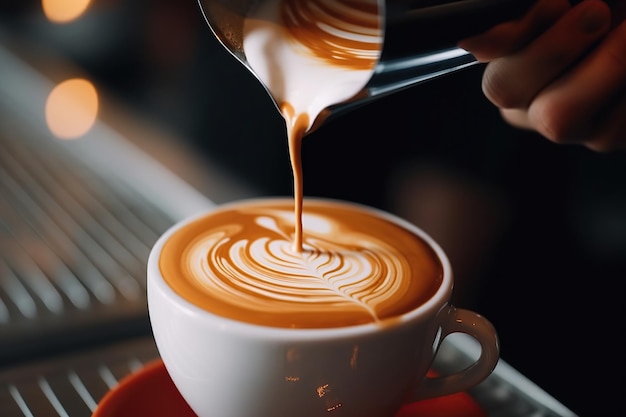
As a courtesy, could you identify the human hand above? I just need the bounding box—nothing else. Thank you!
[459,0,626,151]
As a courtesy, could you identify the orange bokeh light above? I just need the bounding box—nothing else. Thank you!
[45,78,99,140]
[42,0,91,24]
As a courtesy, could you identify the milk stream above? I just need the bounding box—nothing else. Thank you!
[243,0,382,252]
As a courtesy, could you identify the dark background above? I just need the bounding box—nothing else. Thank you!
[1,1,625,415]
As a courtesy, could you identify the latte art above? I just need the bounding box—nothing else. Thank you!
[188,212,404,319]
[160,200,443,328]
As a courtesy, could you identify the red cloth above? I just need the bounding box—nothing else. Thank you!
[396,392,486,417]
[93,360,195,417]
[394,370,486,417]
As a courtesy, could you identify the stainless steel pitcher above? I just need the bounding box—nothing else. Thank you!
[198,0,536,130]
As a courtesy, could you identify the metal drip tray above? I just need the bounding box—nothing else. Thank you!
[0,335,577,417]
[0,42,215,366]
[0,338,158,417]
[0,124,171,364]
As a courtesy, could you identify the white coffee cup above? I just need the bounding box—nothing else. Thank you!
[148,198,499,417]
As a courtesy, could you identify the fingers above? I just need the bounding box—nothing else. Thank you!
[482,0,613,109]
[527,20,626,149]
[459,0,626,151]
[458,0,571,61]
[499,107,532,130]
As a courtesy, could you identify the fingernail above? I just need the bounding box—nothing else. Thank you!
[579,3,610,34]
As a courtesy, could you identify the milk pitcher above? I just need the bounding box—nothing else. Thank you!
[199,0,536,128]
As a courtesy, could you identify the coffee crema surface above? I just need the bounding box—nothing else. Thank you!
[159,200,443,328]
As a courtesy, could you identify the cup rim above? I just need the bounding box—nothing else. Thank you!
[148,197,454,339]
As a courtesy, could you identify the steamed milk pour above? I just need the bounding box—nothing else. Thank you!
[198,0,536,253]
[201,0,538,133]
[243,0,382,132]
[243,0,383,252]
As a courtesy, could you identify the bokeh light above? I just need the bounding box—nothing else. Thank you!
[42,0,91,24]
[45,78,99,140]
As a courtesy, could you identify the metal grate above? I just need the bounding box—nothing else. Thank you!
[0,336,578,417]
[0,338,159,417]
[0,125,175,365]
[0,131,166,310]
[435,335,578,417]
[0,37,215,368]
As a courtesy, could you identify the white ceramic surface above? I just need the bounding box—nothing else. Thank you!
[148,198,499,417]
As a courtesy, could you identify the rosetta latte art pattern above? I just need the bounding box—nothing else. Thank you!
[188,210,407,322]
[161,200,442,328]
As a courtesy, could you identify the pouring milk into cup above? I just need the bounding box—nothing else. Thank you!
[197,0,536,251]
[144,1,537,416]
[198,0,536,131]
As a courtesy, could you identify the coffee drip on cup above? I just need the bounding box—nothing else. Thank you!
[198,0,535,132]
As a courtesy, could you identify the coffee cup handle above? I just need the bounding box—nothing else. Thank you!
[413,306,500,401]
